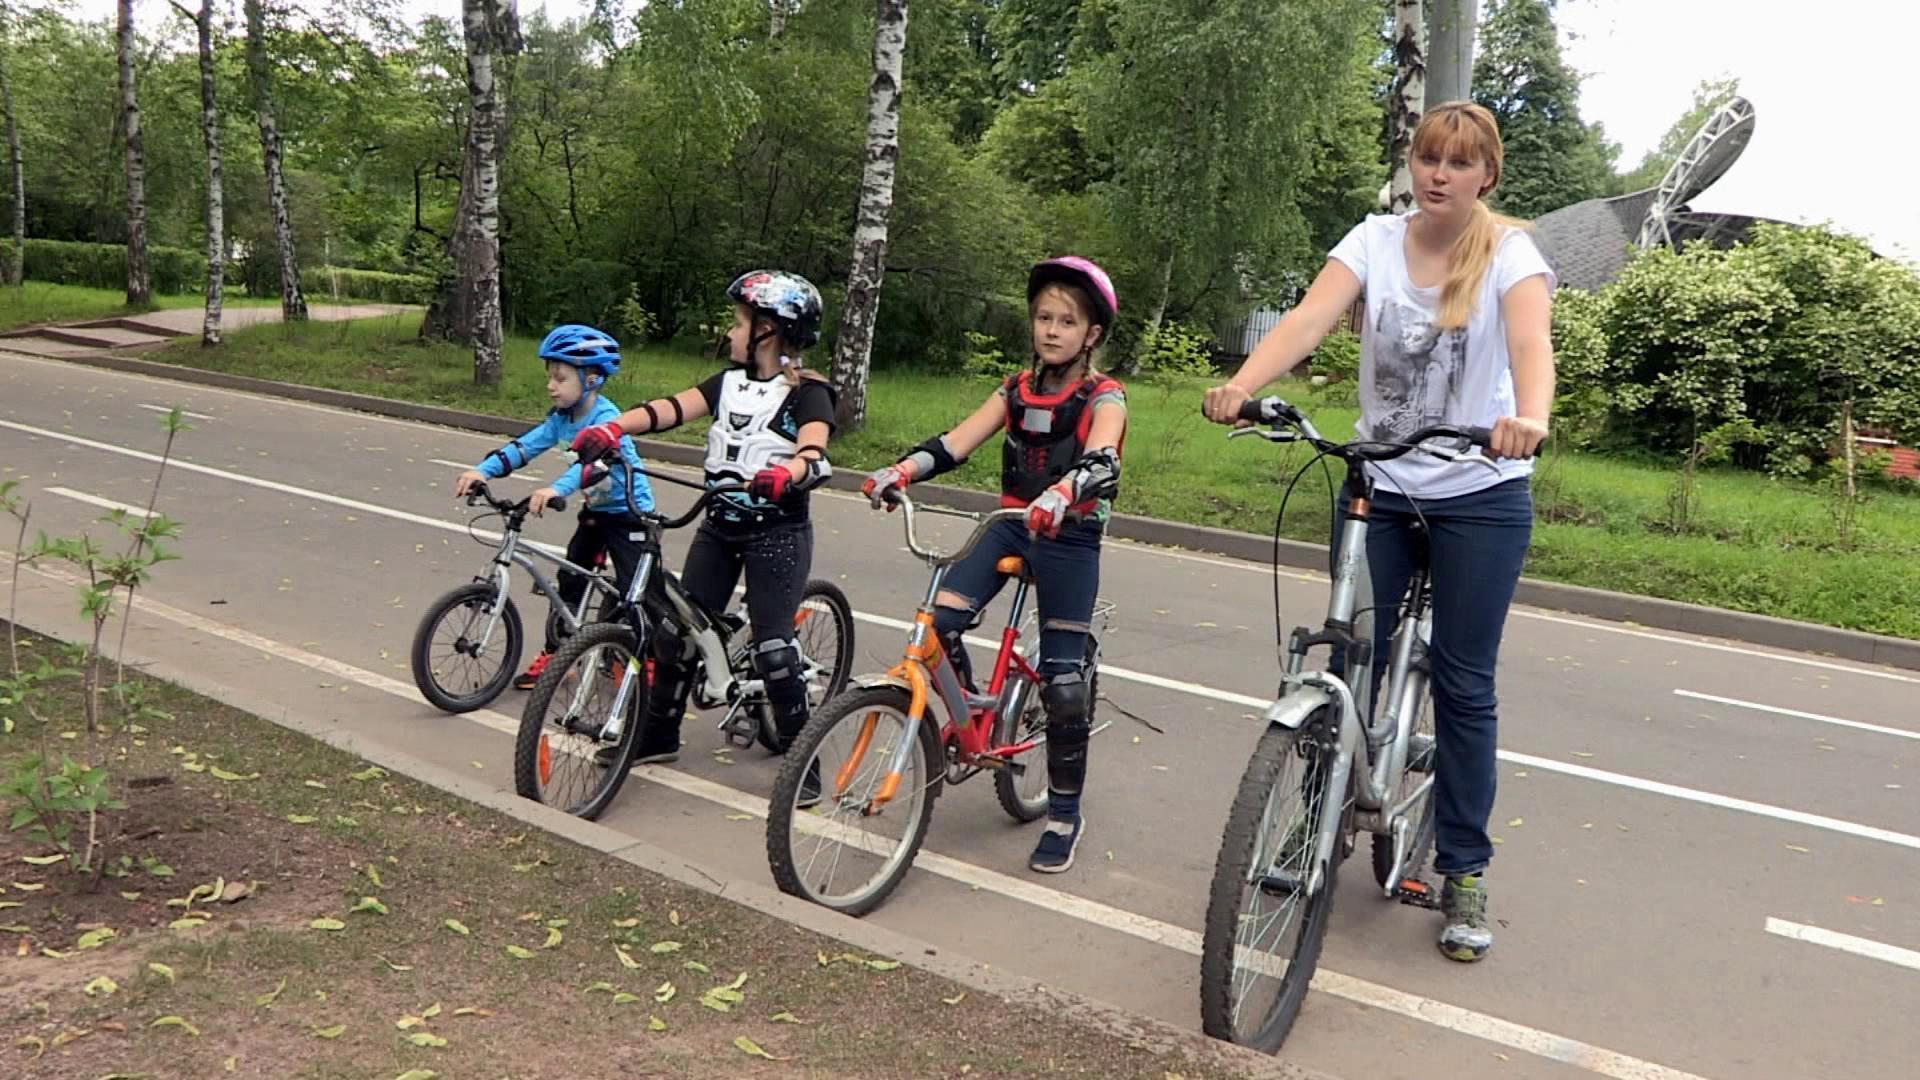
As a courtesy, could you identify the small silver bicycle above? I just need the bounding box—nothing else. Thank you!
[409,481,621,713]
[1197,396,1518,1052]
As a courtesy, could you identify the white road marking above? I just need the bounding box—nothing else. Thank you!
[4,416,1918,849]
[137,403,214,421]
[1764,917,1920,973]
[7,554,1710,1080]
[44,487,155,519]
[1675,689,1920,742]
[9,355,1917,685]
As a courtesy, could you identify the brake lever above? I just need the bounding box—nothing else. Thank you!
[1415,438,1501,472]
[1228,427,1299,443]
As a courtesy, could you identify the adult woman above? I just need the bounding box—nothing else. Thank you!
[1202,102,1555,962]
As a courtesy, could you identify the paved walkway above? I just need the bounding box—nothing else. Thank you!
[0,302,416,357]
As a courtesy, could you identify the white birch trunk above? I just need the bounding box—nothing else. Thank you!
[828,0,909,432]
[245,0,306,321]
[1389,0,1427,214]
[118,0,152,305]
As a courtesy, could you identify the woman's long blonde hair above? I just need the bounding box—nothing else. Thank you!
[1411,102,1526,329]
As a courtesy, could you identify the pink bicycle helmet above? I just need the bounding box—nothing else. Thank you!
[1028,256,1118,329]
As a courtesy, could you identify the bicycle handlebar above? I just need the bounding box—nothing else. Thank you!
[579,454,748,532]
[463,482,566,517]
[883,491,1082,567]
[1227,396,1527,462]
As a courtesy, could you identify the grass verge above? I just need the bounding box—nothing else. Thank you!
[125,314,1920,640]
[0,626,1243,1079]
[0,283,278,333]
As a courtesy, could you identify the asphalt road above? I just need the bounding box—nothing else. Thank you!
[4,351,1916,1080]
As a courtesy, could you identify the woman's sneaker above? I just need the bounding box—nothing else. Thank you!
[1438,874,1493,962]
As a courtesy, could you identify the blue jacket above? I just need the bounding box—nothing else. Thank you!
[474,396,655,516]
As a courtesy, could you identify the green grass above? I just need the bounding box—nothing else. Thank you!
[0,281,277,332]
[139,313,1920,639]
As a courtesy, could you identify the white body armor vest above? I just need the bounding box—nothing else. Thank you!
[706,370,800,520]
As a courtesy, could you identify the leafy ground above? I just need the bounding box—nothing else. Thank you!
[0,628,1240,1080]
[126,315,1920,639]
[0,283,277,333]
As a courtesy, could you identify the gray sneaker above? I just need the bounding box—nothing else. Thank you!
[1438,874,1493,962]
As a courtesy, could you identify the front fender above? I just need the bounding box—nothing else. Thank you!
[1263,685,1335,731]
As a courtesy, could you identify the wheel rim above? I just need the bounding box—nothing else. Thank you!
[1007,699,1050,811]
[779,701,931,910]
[794,594,846,708]
[1226,733,1332,1042]
[427,597,505,700]
[531,640,633,814]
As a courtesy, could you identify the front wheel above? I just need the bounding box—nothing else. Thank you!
[410,582,522,713]
[513,622,646,821]
[1199,712,1342,1053]
[766,685,942,916]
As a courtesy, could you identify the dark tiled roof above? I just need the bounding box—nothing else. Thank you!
[1528,189,1661,292]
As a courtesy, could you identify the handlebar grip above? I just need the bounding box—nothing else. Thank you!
[1462,426,1494,449]
[1238,398,1270,423]
[545,495,567,513]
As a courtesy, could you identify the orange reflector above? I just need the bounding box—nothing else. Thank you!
[794,608,815,627]
[537,736,553,785]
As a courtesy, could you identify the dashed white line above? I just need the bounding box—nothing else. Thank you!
[1765,917,1920,973]
[9,554,1712,1080]
[1676,689,1920,742]
[44,486,155,519]
[137,403,214,421]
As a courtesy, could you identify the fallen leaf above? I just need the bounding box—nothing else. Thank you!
[649,940,682,954]
[256,978,288,1006]
[120,892,142,901]
[683,960,710,974]
[452,1007,492,1018]
[84,975,119,996]
[182,761,207,772]
[422,1003,442,1019]
[377,954,413,973]
[648,1015,667,1032]
[942,992,967,1006]
[734,1035,784,1060]
[150,1015,201,1036]
[654,982,676,1003]
[396,1016,426,1030]
[76,927,116,949]
[393,1071,439,1080]
[771,1011,804,1024]
[699,993,732,1012]
[11,881,46,891]
[615,944,642,968]
[544,917,570,929]
[210,767,259,782]
[866,959,902,972]
[706,988,745,1005]
[0,901,19,910]
[1786,844,1811,854]
[583,982,618,995]
[169,916,208,931]
[724,813,754,821]
[405,1032,448,1048]
[352,766,388,782]
[148,963,176,983]
[303,780,328,790]
[668,909,682,927]
[1572,751,1595,759]
[285,814,318,825]
[1506,817,1525,828]
[351,896,390,916]
[309,917,347,932]
[21,854,65,866]
[505,945,534,959]
[612,917,640,928]
[50,1029,90,1049]
[41,946,72,958]
[16,1035,46,1058]
[314,1024,347,1039]
[444,919,471,936]
[612,992,642,1004]
[543,927,563,949]
[724,972,749,991]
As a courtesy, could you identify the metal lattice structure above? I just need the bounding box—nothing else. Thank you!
[1636,96,1757,250]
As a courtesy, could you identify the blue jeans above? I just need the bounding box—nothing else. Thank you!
[931,517,1102,795]
[1331,478,1533,877]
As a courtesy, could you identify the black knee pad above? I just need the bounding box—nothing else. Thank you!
[752,637,801,684]
[1041,670,1093,744]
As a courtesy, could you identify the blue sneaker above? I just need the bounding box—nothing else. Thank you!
[1029,814,1085,874]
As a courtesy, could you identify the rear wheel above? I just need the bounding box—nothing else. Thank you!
[748,578,857,752]
[1372,673,1437,890]
[1199,710,1342,1052]
[766,685,942,916]
[513,622,645,820]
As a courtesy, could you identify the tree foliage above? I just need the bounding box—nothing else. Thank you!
[1471,0,1617,218]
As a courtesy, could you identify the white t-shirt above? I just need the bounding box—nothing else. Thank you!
[1328,212,1554,499]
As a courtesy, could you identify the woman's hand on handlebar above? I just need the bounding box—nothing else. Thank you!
[1201,383,1253,426]
[454,470,488,498]
[527,487,562,517]
[1489,416,1549,460]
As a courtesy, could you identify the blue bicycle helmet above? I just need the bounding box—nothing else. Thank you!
[537,324,622,389]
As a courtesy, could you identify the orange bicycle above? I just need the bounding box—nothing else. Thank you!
[764,493,1112,915]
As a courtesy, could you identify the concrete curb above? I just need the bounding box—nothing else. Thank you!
[4,601,1333,1080]
[22,346,1920,673]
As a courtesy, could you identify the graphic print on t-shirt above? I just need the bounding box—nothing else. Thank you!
[1370,297,1468,443]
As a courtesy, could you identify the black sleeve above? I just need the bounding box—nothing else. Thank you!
[695,370,728,415]
[789,380,838,433]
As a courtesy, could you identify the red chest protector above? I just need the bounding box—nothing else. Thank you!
[1000,369,1125,510]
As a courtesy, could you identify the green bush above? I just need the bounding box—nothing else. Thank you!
[1135,321,1216,383]
[300,266,434,304]
[0,238,205,294]
[508,258,634,334]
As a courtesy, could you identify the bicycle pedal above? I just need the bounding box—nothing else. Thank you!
[1394,877,1442,909]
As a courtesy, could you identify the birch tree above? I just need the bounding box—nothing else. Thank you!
[244,0,306,321]
[118,0,152,305]
[1388,0,1426,213]
[828,0,908,432]
[0,1,23,288]
[171,0,224,344]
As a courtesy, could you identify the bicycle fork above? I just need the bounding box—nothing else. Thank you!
[584,550,659,746]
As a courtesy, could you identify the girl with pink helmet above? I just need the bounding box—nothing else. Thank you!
[863,256,1128,874]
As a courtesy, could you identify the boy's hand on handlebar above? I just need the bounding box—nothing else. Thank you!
[527,487,562,516]
[1202,384,1252,426]
[1489,416,1549,460]
[455,470,488,498]
[862,464,913,510]
[570,421,626,463]
[1026,483,1073,537]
